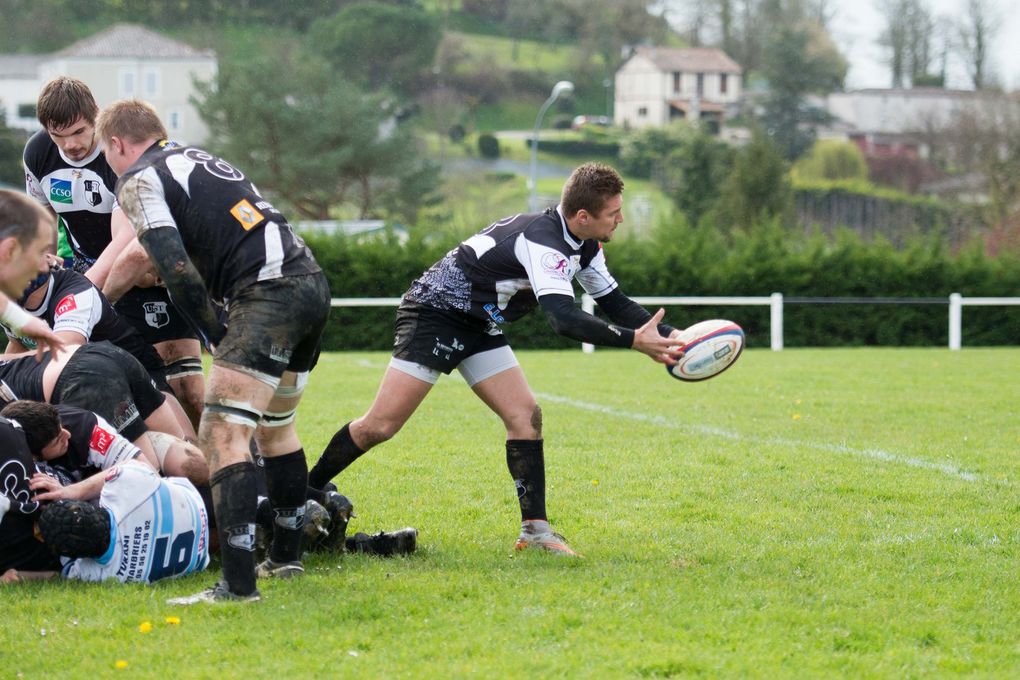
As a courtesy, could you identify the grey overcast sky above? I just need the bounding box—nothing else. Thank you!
[830,0,1019,90]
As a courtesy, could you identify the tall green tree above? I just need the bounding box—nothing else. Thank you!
[311,2,442,97]
[0,112,28,188]
[715,128,792,229]
[193,45,438,221]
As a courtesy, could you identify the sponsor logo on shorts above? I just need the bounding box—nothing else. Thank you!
[230,199,264,231]
[143,301,170,329]
[269,344,293,364]
[226,523,256,552]
[83,179,103,207]
[104,466,122,482]
[49,179,73,204]
[90,425,115,455]
[483,303,505,324]
[55,294,77,317]
[432,337,464,360]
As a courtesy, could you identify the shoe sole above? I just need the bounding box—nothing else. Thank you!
[514,540,582,557]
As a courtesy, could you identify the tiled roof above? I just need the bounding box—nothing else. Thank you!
[633,47,742,74]
[54,24,215,59]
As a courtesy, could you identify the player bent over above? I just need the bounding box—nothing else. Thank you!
[2,460,209,584]
[97,100,330,603]
[307,162,682,557]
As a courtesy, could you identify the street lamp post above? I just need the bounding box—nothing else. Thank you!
[529,80,574,212]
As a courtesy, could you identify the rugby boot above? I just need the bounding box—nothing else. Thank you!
[167,581,261,605]
[255,558,305,579]
[318,491,355,552]
[345,527,418,556]
[514,520,582,557]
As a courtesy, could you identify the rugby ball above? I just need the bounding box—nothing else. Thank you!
[666,319,744,382]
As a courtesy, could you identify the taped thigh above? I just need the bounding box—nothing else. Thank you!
[203,398,263,428]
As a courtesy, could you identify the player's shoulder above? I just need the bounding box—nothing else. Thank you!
[23,129,56,168]
[51,267,92,295]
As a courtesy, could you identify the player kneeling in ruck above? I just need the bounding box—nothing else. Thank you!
[0,341,208,487]
[1,459,209,584]
[1,400,204,492]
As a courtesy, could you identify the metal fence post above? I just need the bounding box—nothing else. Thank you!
[949,293,962,350]
[770,292,784,351]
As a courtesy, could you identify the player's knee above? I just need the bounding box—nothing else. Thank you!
[357,418,402,448]
[530,404,543,437]
[505,403,541,439]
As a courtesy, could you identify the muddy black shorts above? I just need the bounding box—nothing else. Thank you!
[392,300,508,375]
[115,286,198,345]
[215,272,331,382]
[52,341,166,442]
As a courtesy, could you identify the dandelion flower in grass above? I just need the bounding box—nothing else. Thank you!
[138,621,153,633]
[792,413,802,421]
[165,616,181,625]
[591,479,599,486]
[115,660,129,670]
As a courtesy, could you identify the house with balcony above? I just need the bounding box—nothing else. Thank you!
[613,47,742,131]
[0,24,216,145]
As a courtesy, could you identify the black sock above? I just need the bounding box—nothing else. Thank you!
[195,483,216,529]
[307,423,364,489]
[262,449,308,563]
[210,462,259,596]
[506,439,546,522]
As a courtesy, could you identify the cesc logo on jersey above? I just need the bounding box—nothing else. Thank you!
[230,199,264,231]
[49,179,73,205]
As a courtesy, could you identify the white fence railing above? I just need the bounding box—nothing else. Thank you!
[332,294,1020,351]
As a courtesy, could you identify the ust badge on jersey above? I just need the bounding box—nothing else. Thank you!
[83,180,103,207]
[50,178,73,204]
[230,199,264,231]
[143,301,170,329]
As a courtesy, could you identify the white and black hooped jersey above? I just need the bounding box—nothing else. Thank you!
[405,207,619,325]
[0,417,54,571]
[2,268,163,373]
[60,461,210,583]
[23,130,118,264]
[116,141,320,304]
[46,404,141,482]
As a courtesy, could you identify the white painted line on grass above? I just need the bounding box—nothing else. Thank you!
[534,392,981,483]
[341,358,981,483]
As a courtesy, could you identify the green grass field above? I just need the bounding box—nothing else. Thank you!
[4,348,1020,677]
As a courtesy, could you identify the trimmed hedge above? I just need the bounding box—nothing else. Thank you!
[305,222,1020,351]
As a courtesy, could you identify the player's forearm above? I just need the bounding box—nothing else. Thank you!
[539,294,634,347]
[102,239,153,303]
[594,288,676,338]
[139,228,224,347]
[85,210,135,289]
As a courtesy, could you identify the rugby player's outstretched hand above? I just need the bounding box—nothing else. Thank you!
[21,316,66,361]
[632,308,684,366]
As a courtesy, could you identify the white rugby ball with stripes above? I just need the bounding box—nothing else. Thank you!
[666,319,745,382]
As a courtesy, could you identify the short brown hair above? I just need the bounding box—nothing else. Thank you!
[36,76,99,130]
[96,99,167,145]
[1,400,61,456]
[0,190,50,248]
[560,162,625,218]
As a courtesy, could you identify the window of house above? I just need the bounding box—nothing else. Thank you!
[696,73,704,96]
[17,103,36,119]
[638,107,648,117]
[167,109,181,132]
[720,74,728,94]
[144,68,160,98]
[673,72,681,93]
[120,70,136,97]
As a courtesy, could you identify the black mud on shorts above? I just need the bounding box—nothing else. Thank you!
[115,286,199,345]
[51,341,166,442]
[392,300,508,374]
[215,272,331,380]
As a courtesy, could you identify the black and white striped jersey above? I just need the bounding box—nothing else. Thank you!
[405,206,619,325]
[23,130,118,265]
[116,141,320,304]
[3,268,164,374]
